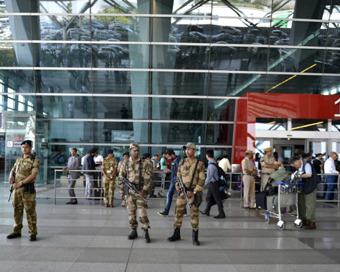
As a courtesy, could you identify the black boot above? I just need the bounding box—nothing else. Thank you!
[167,228,181,242]
[128,228,138,240]
[192,230,200,246]
[144,229,151,243]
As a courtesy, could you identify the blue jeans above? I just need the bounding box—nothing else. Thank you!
[325,175,337,200]
[164,181,186,215]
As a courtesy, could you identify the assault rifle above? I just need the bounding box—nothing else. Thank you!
[177,176,192,211]
[119,177,147,202]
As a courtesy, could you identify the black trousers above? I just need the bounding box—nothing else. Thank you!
[205,182,224,214]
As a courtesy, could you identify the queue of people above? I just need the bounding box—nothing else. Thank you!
[8,140,332,244]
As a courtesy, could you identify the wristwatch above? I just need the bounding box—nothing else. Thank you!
[193,191,196,194]
[20,181,24,186]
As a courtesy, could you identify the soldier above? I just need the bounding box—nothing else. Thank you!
[260,147,278,191]
[241,150,257,209]
[117,152,129,207]
[168,142,205,246]
[119,143,153,243]
[7,140,41,242]
[102,149,117,207]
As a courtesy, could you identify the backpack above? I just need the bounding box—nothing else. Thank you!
[211,162,228,186]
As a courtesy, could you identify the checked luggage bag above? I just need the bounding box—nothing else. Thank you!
[256,190,269,209]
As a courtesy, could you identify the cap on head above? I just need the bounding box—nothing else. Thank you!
[142,153,151,158]
[183,142,196,150]
[106,149,113,155]
[130,143,140,151]
[264,147,273,152]
[21,140,32,147]
[88,148,98,154]
[245,150,253,155]
[122,152,129,157]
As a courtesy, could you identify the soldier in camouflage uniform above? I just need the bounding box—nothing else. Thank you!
[168,142,205,246]
[117,152,129,207]
[7,140,41,242]
[102,149,117,207]
[119,143,153,243]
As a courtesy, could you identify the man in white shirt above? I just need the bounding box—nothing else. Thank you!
[94,151,104,187]
[219,155,231,173]
[324,152,339,201]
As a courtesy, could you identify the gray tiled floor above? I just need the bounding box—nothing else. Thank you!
[1,186,340,272]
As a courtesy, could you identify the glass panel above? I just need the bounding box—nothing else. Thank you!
[331,120,340,132]
[0,16,33,40]
[38,1,90,14]
[291,119,327,131]
[1,1,30,13]
[93,71,148,94]
[94,122,149,144]
[207,99,235,121]
[309,141,327,157]
[151,72,208,95]
[93,97,148,119]
[255,140,271,155]
[332,142,340,157]
[264,75,322,94]
[256,118,287,131]
[209,72,267,96]
[151,123,205,145]
[212,1,273,18]
[152,98,205,121]
[267,48,325,74]
[36,95,92,118]
[206,124,233,145]
[0,43,33,67]
[152,45,209,70]
[91,0,143,15]
[212,45,268,72]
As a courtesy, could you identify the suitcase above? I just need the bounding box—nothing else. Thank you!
[93,187,103,200]
[266,195,277,212]
[255,191,269,209]
[267,194,296,213]
[317,182,326,198]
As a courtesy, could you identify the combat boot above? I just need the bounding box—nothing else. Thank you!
[304,220,316,229]
[192,230,200,246]
[128,228,138,240]
[167,228,181,242]
[144,229,151,243]
[302,218,308,226]
[7,233,21,239]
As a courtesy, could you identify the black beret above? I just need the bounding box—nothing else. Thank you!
[21,140,32,147]
[106,149,113,154]
[122,152,129,156]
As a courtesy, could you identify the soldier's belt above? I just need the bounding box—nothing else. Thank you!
[106,171,112,173]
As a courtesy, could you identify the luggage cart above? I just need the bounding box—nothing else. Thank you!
[261,172,304,231]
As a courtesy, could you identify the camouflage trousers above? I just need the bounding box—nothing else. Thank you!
[174,194,199,230]
[103,176,116,205]
[12,186,37,235]
[126,191,150,230]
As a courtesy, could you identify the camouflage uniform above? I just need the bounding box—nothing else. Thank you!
[118,159,127,206]
[11,153,41,235]
[102,157,117,205]
[119,156,153,230]
[174,158,205,230]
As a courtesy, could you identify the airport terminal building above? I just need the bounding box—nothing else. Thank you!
[1,0,340,183]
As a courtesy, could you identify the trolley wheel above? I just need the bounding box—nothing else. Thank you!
[294,221,303,228]
[278,223,285,231]
[265,215,270,224]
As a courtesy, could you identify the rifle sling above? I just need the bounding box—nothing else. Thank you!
[187,160,199,191]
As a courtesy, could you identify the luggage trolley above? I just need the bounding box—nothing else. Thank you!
[261,171,304,231]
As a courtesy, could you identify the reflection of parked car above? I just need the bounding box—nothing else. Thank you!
[271,30,288,39]
[107,30,122,40]
[108,24,133,37]
[274,38,290,45]
[187,25,203,33]
[91,21,106,30]
[269,36,280,44]
[212,33,236,43]
[208,41,236,54]
[81,44,99,53]
[108,45,129,56]
[190,32,209,42]
[98,47,117,59]
[93,29,114,40]
[180,32,199,43]
[220,26,242,36]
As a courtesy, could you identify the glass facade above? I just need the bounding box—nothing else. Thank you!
[0,0,339,182]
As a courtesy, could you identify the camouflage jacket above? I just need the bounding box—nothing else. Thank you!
[11,153,41,184]
[102,157,117,177]
[176,158,205,192]
[119,157,153,194]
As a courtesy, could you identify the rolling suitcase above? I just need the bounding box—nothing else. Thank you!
[255,191,269,209]
[317,182,326,198]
